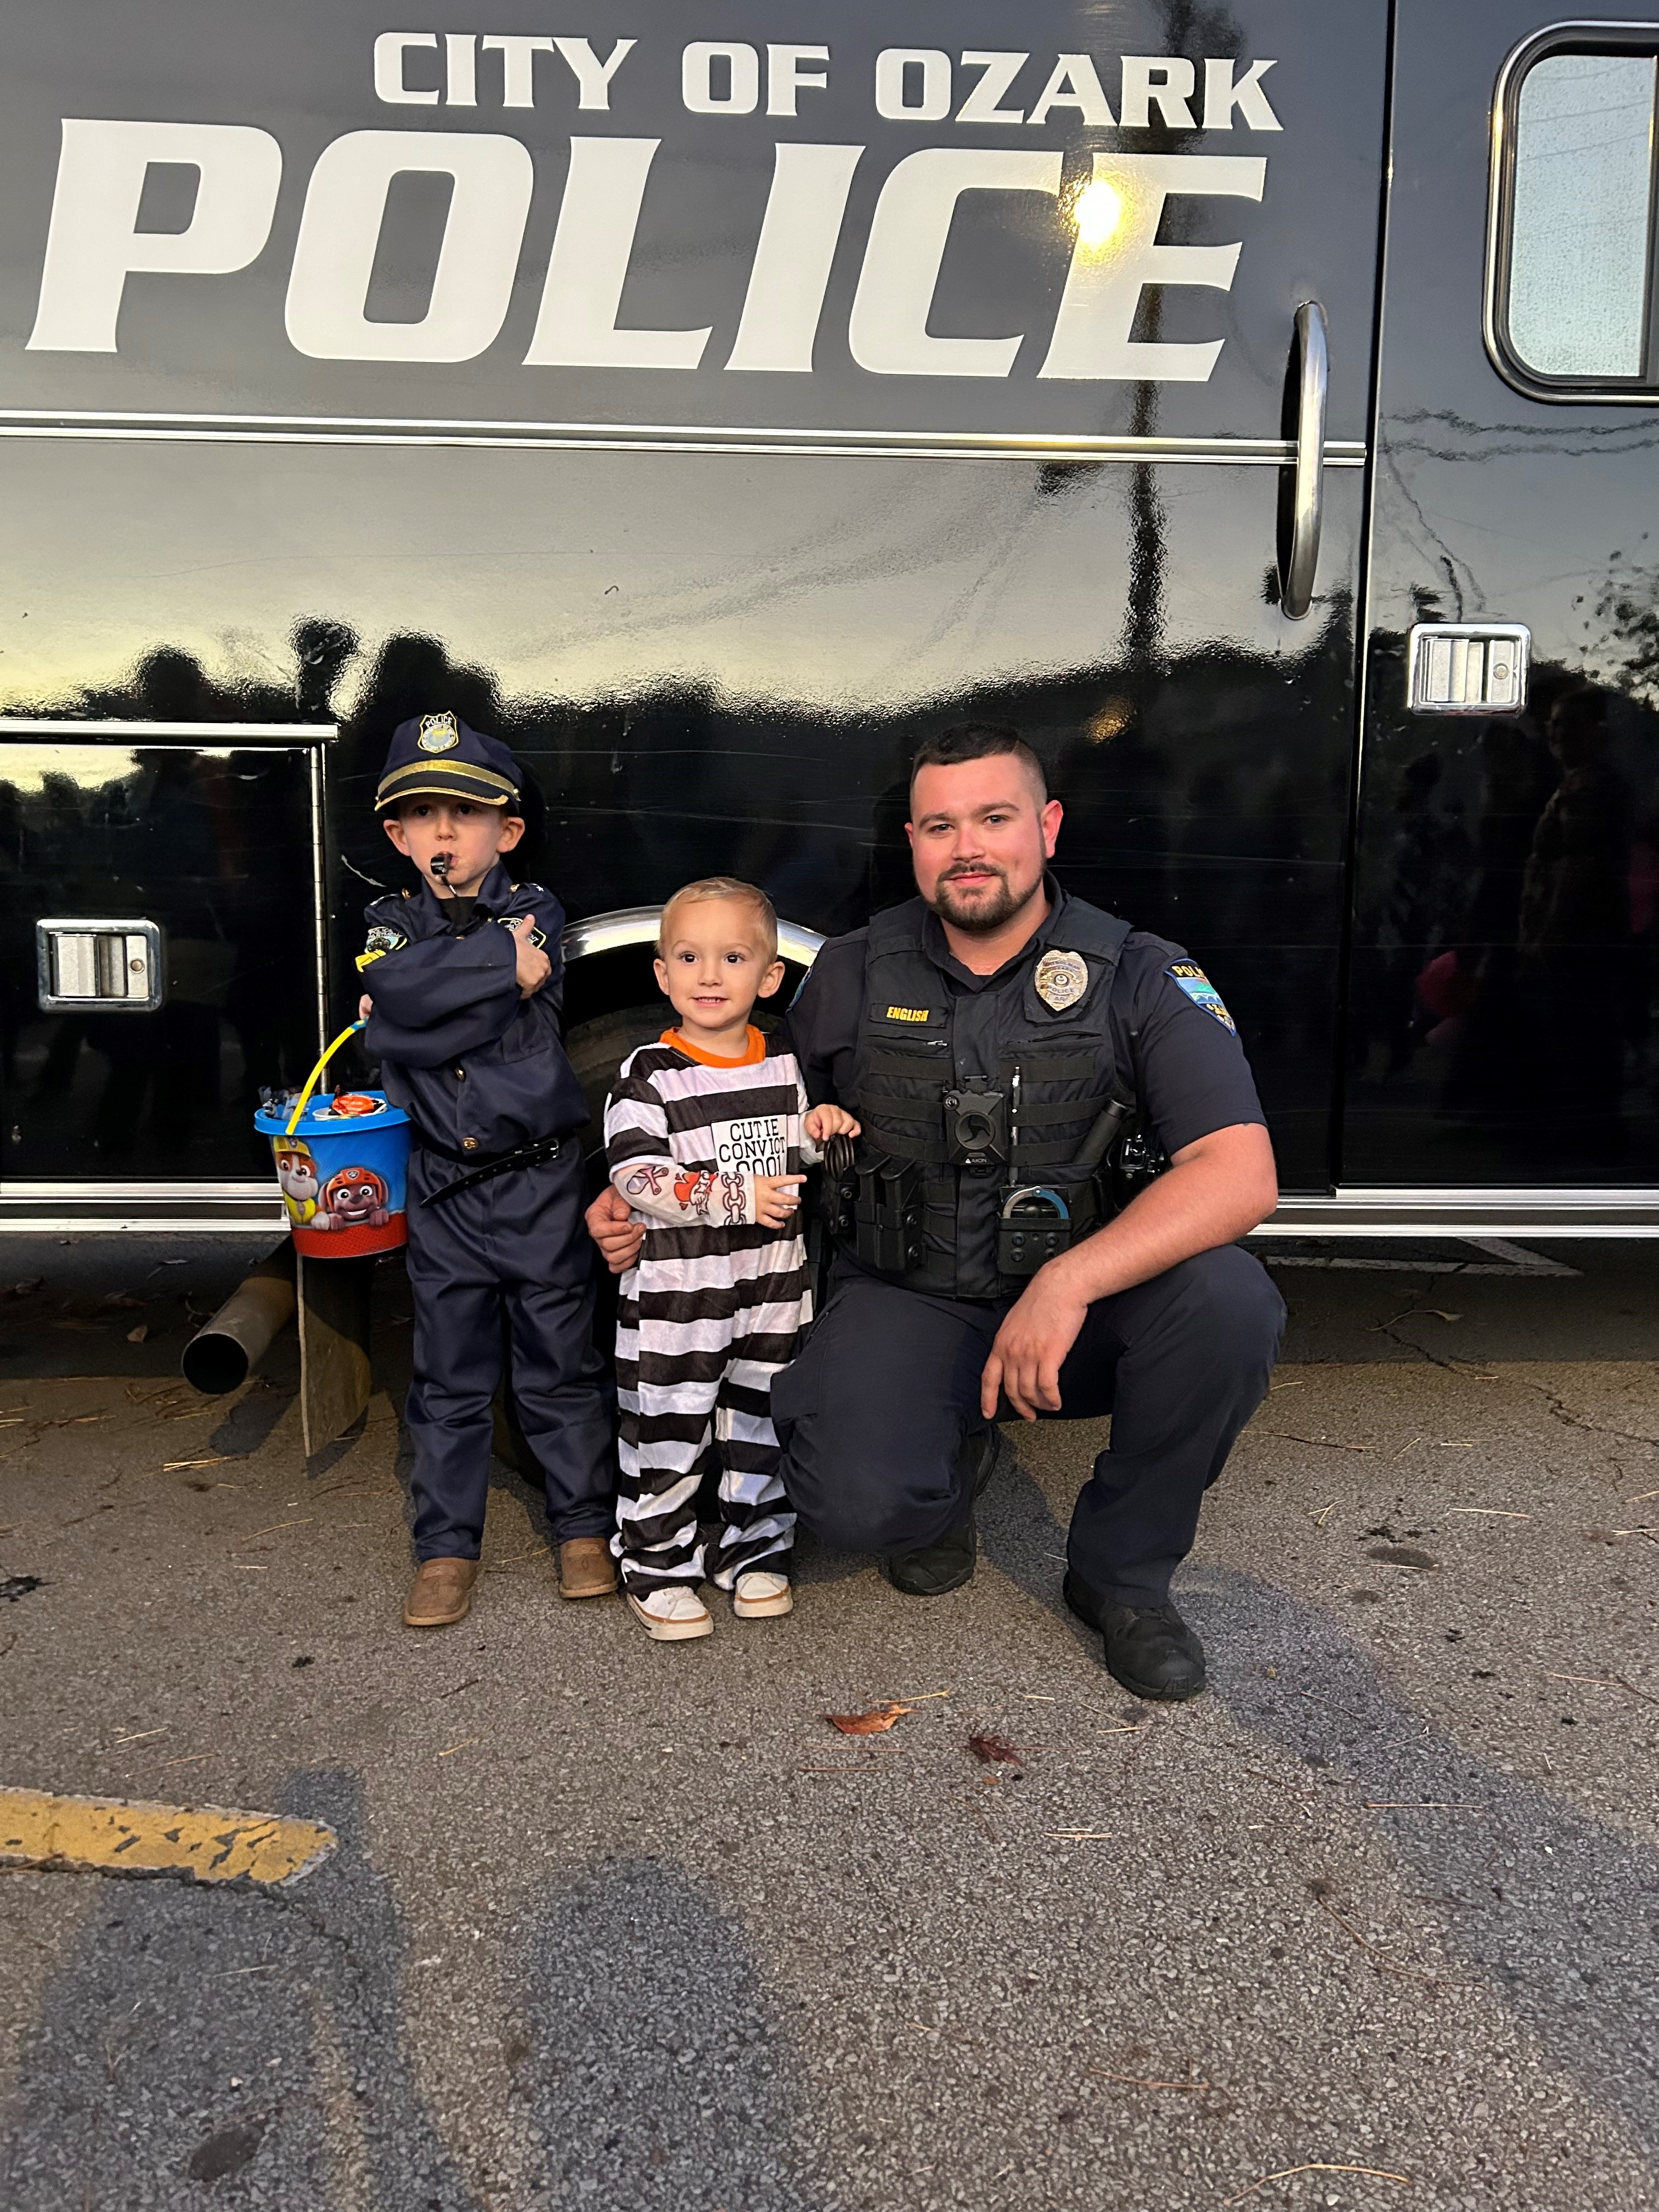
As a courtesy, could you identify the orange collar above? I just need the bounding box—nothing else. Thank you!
[661,1024,767,1068]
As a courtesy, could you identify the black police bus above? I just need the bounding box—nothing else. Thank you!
[0,1,1655,1241]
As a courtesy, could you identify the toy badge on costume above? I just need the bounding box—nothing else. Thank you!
[1167,960,1237,1034]
[374,714,522,814]
[1034,949,1090,1011]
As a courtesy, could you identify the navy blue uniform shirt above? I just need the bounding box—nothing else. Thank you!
[360,859,588,1153]
[784,882,1266,1159]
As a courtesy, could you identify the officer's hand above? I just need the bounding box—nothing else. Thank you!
[754,1173,806,1227]
[804,1103,861,1143]
[981,1269,1089,1421]
[505,915,552,998]
[358,992,373,1022]
[585,1184,644,1273]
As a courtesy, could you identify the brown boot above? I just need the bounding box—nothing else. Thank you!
[558,1537,619,1600]
[404,1557,480,1628]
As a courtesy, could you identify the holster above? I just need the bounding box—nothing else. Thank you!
[822,1138,924,1276]
[995,1180,1104,1283]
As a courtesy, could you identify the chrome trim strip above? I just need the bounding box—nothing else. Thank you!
[0,1215,287,1234]
[0,416,1368,467]
[0,718,337,739]
[562,905,826,968]
[0,1180,278,1199]
[1261,1187,1659,1237]
[0,1178,286,1234]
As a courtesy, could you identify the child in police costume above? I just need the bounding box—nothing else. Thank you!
[602,878,859,1640]
[358,712,616,1628]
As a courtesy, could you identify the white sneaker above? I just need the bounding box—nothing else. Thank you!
[732,1570,793,1619]
[625,1585,714,1641]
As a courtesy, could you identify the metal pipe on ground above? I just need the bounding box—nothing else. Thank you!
[181,1242,297,1395]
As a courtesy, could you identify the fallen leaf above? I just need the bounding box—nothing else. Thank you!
[3,1278,43,1299]
[1367,1544,1437,1570]
[824,1701,911,1735]
[126,1324,148,1344]
[968,1732,1025,1766]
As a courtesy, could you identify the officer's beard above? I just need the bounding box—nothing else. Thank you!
[931,863,1039,935]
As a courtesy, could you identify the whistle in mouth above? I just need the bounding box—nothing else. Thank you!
[430,853,452,882]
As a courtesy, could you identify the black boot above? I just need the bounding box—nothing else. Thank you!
[884,1427,1013,1598]
[1063,1574,1207,1701]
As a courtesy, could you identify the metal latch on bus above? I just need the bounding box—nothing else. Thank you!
[1407,623,1530,713]
[36,919,163,1012]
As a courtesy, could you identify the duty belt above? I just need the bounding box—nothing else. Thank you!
[413,1128,563,1206]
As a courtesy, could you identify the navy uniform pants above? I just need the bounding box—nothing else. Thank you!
[404,1143,615,1561]
[771,1246,1284,1605]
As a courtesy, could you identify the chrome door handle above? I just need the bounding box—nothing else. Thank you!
[1278,300,1328,620]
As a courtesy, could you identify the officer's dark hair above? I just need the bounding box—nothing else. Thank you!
[909,722,1047,806]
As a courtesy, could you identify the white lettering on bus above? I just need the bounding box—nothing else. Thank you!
[285,129,532,362]
[523,137,712,370]
[444,33,477,108]
[369,39,1278,130]
[849,146,1063,377]
[373,32,439,106]
[726,143,863,373]
[376,32,634,111]
[27,118,283,353]
[1118,57,1198,131]
[1039,154,1266,382]
[1202,59,1281,132]
[480,36,555,111]
[766,44,831,119]
[1028,56,1115,128]
[955,52,1027,127]
[25,121,1271,384]
[682,42,760,116]
[552,37,636,110]
[874,49,952,123]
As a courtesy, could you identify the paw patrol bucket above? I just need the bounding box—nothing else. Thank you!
[256,1023,410,1258]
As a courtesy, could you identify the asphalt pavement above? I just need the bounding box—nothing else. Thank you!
[0,1232,1655,2211]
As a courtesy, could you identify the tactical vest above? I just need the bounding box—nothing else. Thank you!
[846,896,1132,1300]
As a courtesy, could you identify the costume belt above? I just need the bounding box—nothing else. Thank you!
[413,1128,565,1206]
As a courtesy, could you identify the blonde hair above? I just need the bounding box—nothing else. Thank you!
[657,877,778,961]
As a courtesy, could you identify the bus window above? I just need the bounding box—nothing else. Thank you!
[1488,34,1659,397]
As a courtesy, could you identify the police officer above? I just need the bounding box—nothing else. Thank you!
[589,723,1284,1699]
[362,713,616,1628]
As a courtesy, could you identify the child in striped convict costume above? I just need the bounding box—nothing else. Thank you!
[603,879,860,1641]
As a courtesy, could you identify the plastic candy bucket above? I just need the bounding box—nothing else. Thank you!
[256,1090,410,1258]
[257,1022,409,1259]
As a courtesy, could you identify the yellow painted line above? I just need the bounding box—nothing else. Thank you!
[0,1787,336,1886]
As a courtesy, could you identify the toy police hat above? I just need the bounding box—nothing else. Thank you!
[374,713,522,812]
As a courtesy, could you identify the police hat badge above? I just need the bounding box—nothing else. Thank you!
[417,713,460,753]
[1034,949,1088,1011]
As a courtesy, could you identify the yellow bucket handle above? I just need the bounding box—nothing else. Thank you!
[285,1020,367,1136]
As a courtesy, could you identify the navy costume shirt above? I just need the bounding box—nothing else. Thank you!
[361,857,588,1154]
[785,882,1267,1160]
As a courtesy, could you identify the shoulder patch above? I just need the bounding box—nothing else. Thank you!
[356,923,407,970]
[496,915,546,951]
[1167,961,1236,1034]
